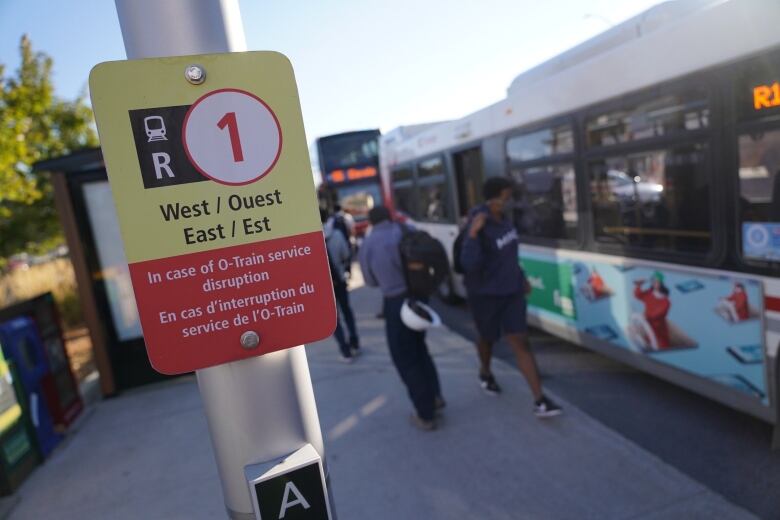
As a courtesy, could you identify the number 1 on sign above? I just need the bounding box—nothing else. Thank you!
[217,112,244,162]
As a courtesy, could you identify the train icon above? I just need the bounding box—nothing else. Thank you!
[144,116,167,142]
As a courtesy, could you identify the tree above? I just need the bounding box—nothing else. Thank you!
[0,35,98,261]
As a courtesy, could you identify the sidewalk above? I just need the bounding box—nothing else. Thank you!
[6,284,756,519]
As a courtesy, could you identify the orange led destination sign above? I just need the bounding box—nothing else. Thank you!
[327,166,377,183]
[753,82,780,110]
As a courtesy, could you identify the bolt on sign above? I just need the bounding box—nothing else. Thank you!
[89,52,336,374]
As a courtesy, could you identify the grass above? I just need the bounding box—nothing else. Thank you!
[0,259,83,329]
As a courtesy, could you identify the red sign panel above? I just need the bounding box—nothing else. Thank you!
[129,231,334,374]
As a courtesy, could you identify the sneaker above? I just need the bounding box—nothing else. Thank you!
[434,396,446,410]
[410,413,437,431]
[479,373,502,395]
[349,339,361,357]
[340,355,354,364]
[533,395,562,418]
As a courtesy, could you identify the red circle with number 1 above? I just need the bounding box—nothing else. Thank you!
[182,88,282,186]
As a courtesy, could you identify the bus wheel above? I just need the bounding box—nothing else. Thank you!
[437,274,463,305]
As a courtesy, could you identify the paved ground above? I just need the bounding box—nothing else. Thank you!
[5,285,756,519]
[429,297,780,519]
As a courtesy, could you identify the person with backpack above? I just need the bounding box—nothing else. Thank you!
[358,206,445,430]
[333,204,354,240]
[460,177,562,418]
[322,209,360,362]
[330,204,354,277]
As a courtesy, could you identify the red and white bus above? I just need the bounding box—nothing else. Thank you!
[316,130,383,237]
[379,0,780,442]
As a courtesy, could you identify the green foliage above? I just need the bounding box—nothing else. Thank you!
[0,35,98,260]
[56,288,84,330]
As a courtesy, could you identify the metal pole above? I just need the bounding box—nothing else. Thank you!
[113,2,328,518]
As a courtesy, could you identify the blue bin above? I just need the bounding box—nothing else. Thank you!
[0,317,63,457]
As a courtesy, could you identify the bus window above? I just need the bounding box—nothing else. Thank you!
[738,129,780,262]
[511,164,577,241]
[416,157,454,223]
[453,147,483,218]
[586,90,709,148]
[589,144,711,253]
[418,157,445,178]
[418,181,452,223]
[336,183,381,222]
[506,125,573,162]
[506,125,577,241]
[391,167,417,218]
[320,134,379,172]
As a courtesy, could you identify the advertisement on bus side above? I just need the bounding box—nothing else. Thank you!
[520,251,767,403]
[520,258,576,320]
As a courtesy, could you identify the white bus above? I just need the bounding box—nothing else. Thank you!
[379,0,780,441]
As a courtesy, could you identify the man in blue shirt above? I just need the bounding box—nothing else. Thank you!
[460,177,561,418]
[359,206,444,430]
[322,208,359,362]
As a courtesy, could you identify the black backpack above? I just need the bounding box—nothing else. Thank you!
[332,214,350,243]
[398,225,449,298]
[452,226,489,275]
[452,228,468,275]
[324,238,345,287]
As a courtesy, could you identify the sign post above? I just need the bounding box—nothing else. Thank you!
[94,1,337,518]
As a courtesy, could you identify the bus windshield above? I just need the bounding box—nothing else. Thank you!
[336,183,382,221]
[319,133,379,172]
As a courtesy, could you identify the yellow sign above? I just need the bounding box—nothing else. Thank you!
[89,52,336,374]
[90,52,323,263]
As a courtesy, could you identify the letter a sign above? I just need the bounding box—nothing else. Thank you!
[279,481,310,518]
[89,52,337,374]
[253,462,331,520]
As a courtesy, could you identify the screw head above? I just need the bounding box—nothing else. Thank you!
[185,65,206,85]
[240,331,260,350]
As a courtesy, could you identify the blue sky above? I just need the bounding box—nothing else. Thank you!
[1,0,664,148]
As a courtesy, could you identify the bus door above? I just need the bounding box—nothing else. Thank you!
[453,147,484,218]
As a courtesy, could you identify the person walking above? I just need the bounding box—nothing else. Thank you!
[322,209,360,362]
[332,204,355,277]
[359,206,444,430]
[460,177,562,418]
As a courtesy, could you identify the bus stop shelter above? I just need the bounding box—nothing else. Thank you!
[35,149,171,396]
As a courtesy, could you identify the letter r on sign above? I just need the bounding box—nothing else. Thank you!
[754,85,772,110]
[152,152,175,179]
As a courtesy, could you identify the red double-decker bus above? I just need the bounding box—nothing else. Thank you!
[316,129,382,237]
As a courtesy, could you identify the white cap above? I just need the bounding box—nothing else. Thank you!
[400,299,442,331]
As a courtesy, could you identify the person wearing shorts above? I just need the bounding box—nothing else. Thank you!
[468,293,528,342]
[460,177,561,418]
